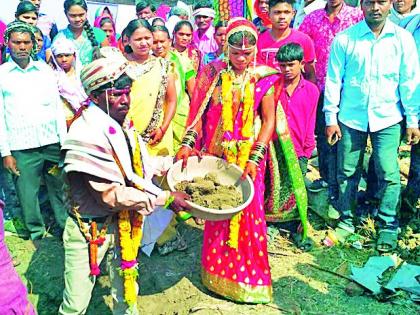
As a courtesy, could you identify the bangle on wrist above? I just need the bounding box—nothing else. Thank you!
[247,159,259,166]
[164,194,175,209]
[181,143,193,149]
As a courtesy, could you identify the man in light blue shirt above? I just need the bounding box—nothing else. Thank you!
[323,0,419,251]
[0,21,67,240]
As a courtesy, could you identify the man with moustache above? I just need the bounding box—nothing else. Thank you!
[324,0,419,251]
[0,21,67,241]
[60,51,190,314]
[192,2,218,58]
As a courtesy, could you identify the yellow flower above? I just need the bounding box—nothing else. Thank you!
[221,71,234,133]
[227,211,243,249]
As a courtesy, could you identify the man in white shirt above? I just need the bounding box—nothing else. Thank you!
[0,21,67,240]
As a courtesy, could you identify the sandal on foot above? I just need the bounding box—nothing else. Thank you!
[291,233,314,252]
[376,230,398,253]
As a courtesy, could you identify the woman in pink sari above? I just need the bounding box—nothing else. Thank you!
[176,18,278,303]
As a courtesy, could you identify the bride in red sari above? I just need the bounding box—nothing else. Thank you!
[176,18,279,303]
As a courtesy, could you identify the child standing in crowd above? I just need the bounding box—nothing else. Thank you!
[51,37,87,126]
[298,0,362,199]
[276,43,319,176]
[257,0,316,83]
[202,21,227,65]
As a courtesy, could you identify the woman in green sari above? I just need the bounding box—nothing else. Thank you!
[152,25,196,152]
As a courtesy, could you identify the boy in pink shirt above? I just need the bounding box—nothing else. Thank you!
[276,43,319,175]
[257,0,316,83]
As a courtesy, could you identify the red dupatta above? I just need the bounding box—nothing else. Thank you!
[254,0,272,28]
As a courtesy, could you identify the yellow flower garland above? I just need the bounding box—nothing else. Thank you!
[118,210,142,306]
[118,132,144,307]
[220,69,255,249]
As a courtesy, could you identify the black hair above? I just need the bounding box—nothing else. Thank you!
[173,20,193,34]
[15,1,38,18]
[33,26,44,51]
[269,0,296,8]
[152,25,170,39]
[124,19,153,54]
[193,1,213,10]
[64,0,86,13]
[33,25,43,36]
[121,26,128,38]
[151,17,165,27]
[215,20,228,31]
[0,47,5,65]
[3,21,38,61]
[276,42,303,62]
[136,0,156,13]
[92,73,133,96]
[64,0,98,48]
[228,31,257,47]
[100,17,113,28]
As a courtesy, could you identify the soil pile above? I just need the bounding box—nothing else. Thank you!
[175,173,243,209]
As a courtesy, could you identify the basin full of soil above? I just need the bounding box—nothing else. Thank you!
[175,173,243,210]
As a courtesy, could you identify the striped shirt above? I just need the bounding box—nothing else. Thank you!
[0,59,66,157]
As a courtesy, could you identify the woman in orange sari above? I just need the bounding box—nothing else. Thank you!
[177,18,276,303]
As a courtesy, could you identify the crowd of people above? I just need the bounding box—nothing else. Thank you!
[0,0,418,313]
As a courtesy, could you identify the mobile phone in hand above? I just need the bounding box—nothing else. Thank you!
[328,133,339,146]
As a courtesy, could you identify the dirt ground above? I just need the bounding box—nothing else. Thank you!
[6,213,419,315]
[4,147,419,315]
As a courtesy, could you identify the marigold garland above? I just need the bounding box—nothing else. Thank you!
[220,69,255,249]
[226,211,243,248]
[118,209,143,307]
[118,132,144,307]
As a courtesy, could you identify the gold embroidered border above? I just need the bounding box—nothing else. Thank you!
[202,269,272,304]
[187,70,221,129]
